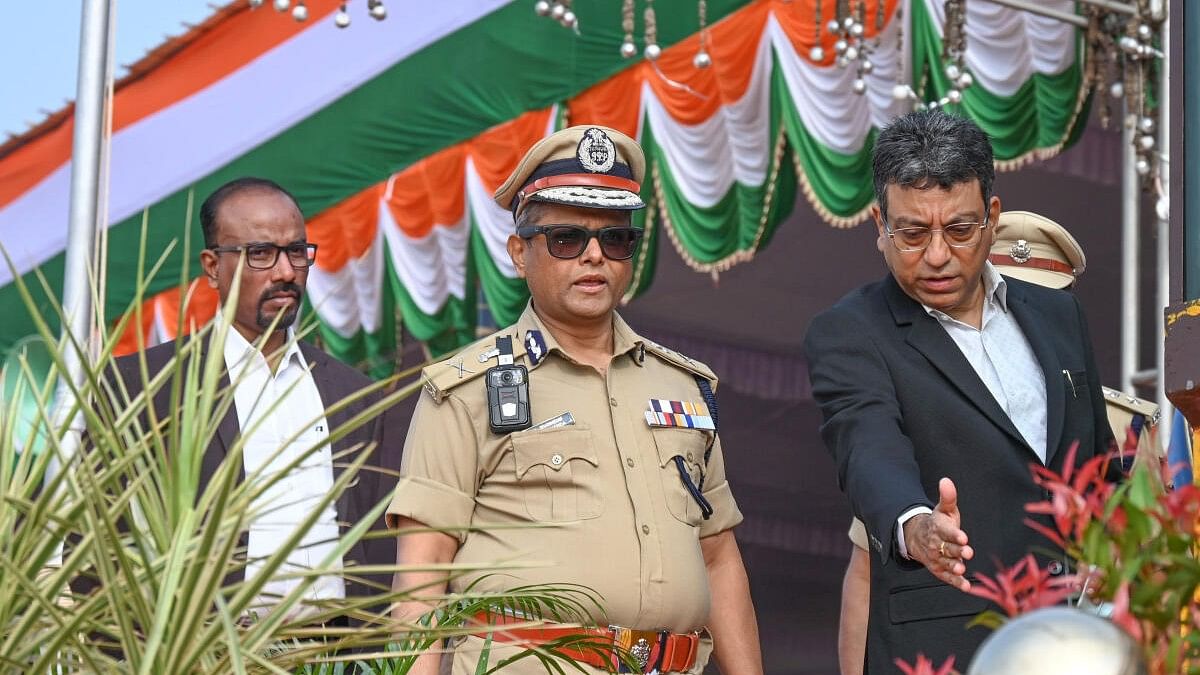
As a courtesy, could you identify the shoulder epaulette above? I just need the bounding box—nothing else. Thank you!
[421,330,528,403]
[1102,386,1160,425]
[641,339,718,389]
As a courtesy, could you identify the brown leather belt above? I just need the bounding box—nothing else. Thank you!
[471,611,700,673]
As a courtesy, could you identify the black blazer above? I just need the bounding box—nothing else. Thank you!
[106,335,402,604]
[804,274,1113,672]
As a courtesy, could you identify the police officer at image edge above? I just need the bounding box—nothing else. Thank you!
[385,125,763,675]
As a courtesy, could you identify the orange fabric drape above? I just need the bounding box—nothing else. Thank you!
[772,0,899,65]
[113,278,219,355]
[468,108,556,189]
[0,1,343,210]
[385,147,467,239]
[308,184,383,270]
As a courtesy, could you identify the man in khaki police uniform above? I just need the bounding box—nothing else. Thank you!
[836,210,1161,675]
[388,126,762,674]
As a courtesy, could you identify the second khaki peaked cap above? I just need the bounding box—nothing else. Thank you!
[988,210,1086,289]
[493,125,646,216]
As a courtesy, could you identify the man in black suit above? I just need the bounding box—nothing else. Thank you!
[104,177,400,621]
[804,111,1113,672]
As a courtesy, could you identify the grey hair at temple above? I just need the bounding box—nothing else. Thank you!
[871,109,995,220]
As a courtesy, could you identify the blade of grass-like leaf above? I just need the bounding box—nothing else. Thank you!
[74,464,157,670]
[0,555,83,655]
[474,631,494,675]
[244,648,299,675]
[239,459,388,653]
[215,594,249,675]
[137,507,202,675]
[168,460,250,657]
[177,448,382,669]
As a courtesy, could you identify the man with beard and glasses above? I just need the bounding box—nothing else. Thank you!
[102,177,401,626]
[387,126,762,675]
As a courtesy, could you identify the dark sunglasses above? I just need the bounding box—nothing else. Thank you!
[516,224,645,261]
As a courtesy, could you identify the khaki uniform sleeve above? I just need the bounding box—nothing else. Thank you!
[386,389,479,542]
[698,433,743,538]
[848,518,869,551]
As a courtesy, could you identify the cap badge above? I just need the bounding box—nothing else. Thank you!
[1010,239,1032,264]
[577,127,616,174]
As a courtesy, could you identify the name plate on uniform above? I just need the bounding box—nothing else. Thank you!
[529,411,575,431]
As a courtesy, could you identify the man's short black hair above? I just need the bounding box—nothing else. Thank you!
[199,177,301,247]
[871,110,995,220]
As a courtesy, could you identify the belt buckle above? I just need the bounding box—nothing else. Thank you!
[609,625,666,673]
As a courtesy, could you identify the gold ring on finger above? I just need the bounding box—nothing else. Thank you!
[939,541,948,557]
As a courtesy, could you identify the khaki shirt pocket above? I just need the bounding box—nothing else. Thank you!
[510,426,603,522]
[651,427,710,527]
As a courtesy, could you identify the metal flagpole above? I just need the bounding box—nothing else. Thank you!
[1153,1,1173,439]
[1121,105,1141,393]
[53,0,116,459]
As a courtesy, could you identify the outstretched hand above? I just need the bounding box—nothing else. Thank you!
[902,477,974,591]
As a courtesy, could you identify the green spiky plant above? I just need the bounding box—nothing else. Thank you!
[0,209,620,674]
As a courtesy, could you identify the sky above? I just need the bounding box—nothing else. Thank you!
[0,0,219,138]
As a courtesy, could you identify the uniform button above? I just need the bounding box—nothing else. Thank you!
[609,397,618,407]
[642,525,651,535]
[626,457,635,468]
[551,453,564,466]
[686,452,694,462]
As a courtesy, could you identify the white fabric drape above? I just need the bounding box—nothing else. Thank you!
[465,159,520,279]
[922,0,1076,97]
[305,227,386,339]
[769,11,907,154]
[640,25,773,208]
[378,200,469,316]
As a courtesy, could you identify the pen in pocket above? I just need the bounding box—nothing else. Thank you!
[1062,370,1076,398]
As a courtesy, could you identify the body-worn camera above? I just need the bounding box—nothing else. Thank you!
[486,336,531,433]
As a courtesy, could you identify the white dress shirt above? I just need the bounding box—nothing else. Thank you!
[221,322,343,614]
[897,262,1048,557]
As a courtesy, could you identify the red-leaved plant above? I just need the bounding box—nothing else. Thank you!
[897,435,1200,674]
[965,554,1079,629]
[893,654,956,675]
[964,440,1200,673]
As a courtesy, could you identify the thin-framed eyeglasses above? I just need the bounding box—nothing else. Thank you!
[208,242,318,269]
[883,219,989,253]
[516,224,645,261]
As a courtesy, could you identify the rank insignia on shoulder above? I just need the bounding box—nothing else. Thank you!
[422,332,527,403]
[525,330,547,366]
[641,340,718,384]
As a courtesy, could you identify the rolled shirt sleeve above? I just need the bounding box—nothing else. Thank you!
[848,517,869,551]
[698,434,744,538]
[385,390,479,542]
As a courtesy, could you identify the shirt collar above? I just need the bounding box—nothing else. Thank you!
[513,301,646,369]
[218,313,305,375]
[920,261,1009,322]
[983,261,1009,310]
